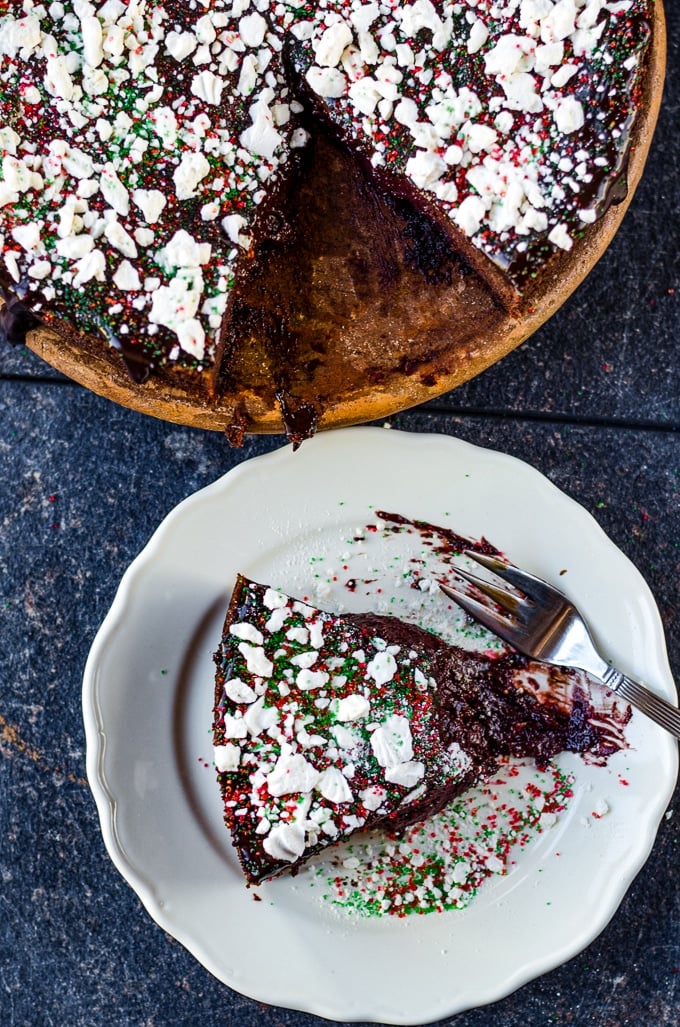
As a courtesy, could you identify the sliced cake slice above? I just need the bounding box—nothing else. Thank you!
[213,574,491,882]
[212,575,622,883]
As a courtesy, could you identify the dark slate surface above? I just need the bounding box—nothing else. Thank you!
[1,10,679,1027]
[0,386,678,1027]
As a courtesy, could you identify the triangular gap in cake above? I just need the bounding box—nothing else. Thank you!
[284,2,655,300]
[218,120,511,444]
[284,48,521,317]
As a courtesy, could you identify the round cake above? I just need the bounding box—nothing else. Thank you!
[0,0,665,442]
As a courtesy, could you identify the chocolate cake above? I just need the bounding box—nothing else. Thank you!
[213,575,621,883]
[0,1,664,440]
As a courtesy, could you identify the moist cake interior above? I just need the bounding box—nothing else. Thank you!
[219,123,509,443]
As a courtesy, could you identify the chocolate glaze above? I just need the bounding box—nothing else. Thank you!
[0,290,39,347]
[223,405,248,448]
[398,199,470,288]
[275,390,319,449]
[375,510,500,562]
[105,332,153,385]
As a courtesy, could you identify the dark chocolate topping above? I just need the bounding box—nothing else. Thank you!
[0,291,39,347]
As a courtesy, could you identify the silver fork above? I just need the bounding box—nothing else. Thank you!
[439,550,680,740]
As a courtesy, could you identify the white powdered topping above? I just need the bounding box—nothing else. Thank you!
[152,107,178,149]
[28,261,51,280]
[63,147,94,180]
[73,249,106,287]
[554,95,585,133]
[104,221,137,258]
[316,766,354,804]
[293,600,319,619]
[266,752,320,796]
[44,54,74,101]
[12,223,40,251]
[290,650,319,669]
[263,588,288,610]
[454,195,486,236]
[173,152,211,201]
[222,713,248,739]
[113,260,141,291]
[191,70,224,106]
[366,650,397,686]
[265,607,289,633]
[240,12,268,48]
[224,677,258,704]
[385,760,425,788]
[370,714,414,768]
[230,623,265,646]
[308,620,325,649]
[286,626,309,644]
[56,235,93,260]
[314,20,353,67]
[306,65,347,98]
[467,19,489,54]
[262,823,306,862]
[237,642,274,678]
[99,164,129,216]
[296,668,330,690]
[240,94,284,160]
[359,785,387,811]
[548,222,573,250]
[332,724,361,750]
[0,12,41,57]
[243,695,278,736]
[221,213,250,248]
[406,150,447,190]
[80,13,103,69]
[214,743,241,772]
[166,30,197,62]
[334,694,371,722]
[145,228,212,355]
[132,189,166,225]
[542,0,578,42]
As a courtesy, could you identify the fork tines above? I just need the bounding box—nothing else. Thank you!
[463,549,560,606]
[452,563,522,614]
[437,579,518,647]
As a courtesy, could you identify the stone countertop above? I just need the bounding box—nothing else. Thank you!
[1,7,679,1026]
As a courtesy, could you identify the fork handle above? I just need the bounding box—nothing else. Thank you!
[602,667,680,740]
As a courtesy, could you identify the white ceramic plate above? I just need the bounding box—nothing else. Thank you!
[83,428,677,1024]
